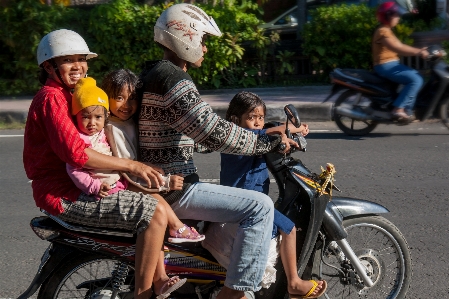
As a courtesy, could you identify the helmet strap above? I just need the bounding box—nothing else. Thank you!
[50,59,73,91]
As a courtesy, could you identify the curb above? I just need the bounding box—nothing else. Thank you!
[0,103,333,125]
[213,102,333,122]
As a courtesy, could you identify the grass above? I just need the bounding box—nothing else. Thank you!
[0,121,26,130]
[0,115,26,130]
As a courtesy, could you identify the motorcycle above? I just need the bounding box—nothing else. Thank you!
[324,44,449,136]
[18,105,412,299]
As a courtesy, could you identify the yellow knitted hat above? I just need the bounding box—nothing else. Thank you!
[72,77,109,115]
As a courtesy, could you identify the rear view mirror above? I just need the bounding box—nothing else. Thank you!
[284,104,301,128]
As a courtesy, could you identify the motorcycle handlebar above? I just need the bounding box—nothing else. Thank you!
[426,46,447,62]
[281,133,306,153]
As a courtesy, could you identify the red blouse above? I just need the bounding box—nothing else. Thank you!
[23,78,89,215]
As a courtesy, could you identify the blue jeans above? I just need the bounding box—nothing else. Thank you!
[171,182,274,291]
[374,60,423,111]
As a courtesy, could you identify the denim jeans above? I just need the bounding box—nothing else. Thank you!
[170,182,274,291]
[374,60,423,112]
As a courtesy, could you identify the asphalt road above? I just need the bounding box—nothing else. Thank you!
[0,121,448,298]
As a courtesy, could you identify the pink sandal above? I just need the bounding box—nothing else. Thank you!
[168,224,205,243]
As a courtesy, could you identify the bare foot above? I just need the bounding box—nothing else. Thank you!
[215,286,247,299]
[288,278,324,297]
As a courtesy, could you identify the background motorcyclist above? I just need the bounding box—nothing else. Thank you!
[372,1,429,122]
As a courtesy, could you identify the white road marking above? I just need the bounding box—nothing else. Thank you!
[0,135,24,137]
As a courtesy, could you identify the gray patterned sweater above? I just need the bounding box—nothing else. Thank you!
[138,60,281,176]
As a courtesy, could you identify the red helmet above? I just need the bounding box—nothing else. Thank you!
[376,2,404,25]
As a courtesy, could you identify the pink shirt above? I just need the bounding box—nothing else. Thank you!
[66,129,128,197]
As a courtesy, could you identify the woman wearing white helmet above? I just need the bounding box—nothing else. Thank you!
[139,4,298,299]
[24,29,169,299]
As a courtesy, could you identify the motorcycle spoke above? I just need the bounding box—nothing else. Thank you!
[39,257,134,299]
[334,90,377,136]
[319,216,411,299]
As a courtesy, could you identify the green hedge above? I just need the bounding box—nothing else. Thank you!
[0,0,263,95]
[303,4,414,76]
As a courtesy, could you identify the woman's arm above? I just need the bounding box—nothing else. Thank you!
[84,148,164,188]
[381,34,429,58]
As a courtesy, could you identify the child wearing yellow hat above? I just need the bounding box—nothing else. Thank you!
[66,77,128,198]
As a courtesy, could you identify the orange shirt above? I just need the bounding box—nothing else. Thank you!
[372,26,399,66]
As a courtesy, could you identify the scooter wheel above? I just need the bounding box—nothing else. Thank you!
[439,97,449,129]
[334,90,378,136]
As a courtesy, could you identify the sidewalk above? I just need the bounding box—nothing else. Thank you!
[0,85,334,124]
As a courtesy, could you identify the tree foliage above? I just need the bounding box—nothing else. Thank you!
[0,0,264,95]
[302,4,414,75]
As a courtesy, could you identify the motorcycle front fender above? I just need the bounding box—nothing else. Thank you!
[322,197,389,241]
[331,196,389,217]
[17,243,76,299]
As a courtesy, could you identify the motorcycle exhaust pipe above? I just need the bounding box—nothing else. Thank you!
[334,106,371,121]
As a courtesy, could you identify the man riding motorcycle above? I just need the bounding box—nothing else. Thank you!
[138,4,299,299]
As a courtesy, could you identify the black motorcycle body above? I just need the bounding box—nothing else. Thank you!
[326,47,449,135]
[19,106,412,299]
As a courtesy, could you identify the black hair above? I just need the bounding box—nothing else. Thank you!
[101,69,140,100]
[38,67,49,85]
[101,69,142,120]
[225,91,266,123]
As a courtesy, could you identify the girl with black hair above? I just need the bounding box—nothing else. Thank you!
[220,91,327,299]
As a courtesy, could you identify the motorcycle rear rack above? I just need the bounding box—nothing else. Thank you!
[41,210,134,237]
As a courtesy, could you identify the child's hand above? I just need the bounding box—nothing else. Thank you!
[300,123,309,136]
[290,123,309,136]
[98,182,111,198]
[170,175,184,191]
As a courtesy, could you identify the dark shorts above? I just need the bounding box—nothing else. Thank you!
[272,209,295,238]
[58,190,158,235]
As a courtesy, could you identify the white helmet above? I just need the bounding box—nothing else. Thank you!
[37,29,97,66]
[154,3,222,63]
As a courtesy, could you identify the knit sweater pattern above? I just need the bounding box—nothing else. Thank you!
[139,60,280,175]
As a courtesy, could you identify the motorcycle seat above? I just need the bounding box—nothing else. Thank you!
[334,68,391,85]
[41,209,135,237]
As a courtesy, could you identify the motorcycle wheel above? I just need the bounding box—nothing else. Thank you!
[319,216,411,299]
[334,90,378,136]
[439,98,449,129]
[37,254,134,299]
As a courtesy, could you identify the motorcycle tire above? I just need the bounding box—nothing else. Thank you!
[37,254,134,299]
[319,215,412,299]
[334,90,378,136]
[439,97,449,129]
